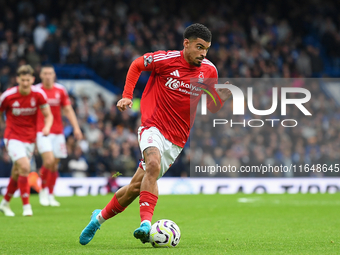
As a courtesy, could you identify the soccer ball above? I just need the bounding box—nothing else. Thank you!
[149,219,181,248]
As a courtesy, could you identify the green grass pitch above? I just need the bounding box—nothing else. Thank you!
[1,193,340,254]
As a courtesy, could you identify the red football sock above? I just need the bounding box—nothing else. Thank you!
[139,191,158,223]
[40,166,50,189]
[47,171,58,194]
[4,177,18,202]
[101,194,126,220]
[18,176,30,205]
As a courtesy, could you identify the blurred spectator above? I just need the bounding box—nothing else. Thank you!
[296,50,312,77]
[26,44,41,68]
[33,19,49,51]
[0,66,10,92]
[0,150,12,177]
[68,145,88,177]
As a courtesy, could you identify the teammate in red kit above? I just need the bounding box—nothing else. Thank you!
[0,65,53,216]
[36,65,83,207]
[79,23,231,244]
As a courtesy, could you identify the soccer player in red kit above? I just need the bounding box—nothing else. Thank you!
[79,23,231,244]
[0,65,53,216]
[36,65,83,207]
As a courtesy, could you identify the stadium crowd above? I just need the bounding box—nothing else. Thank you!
[0,0,339,178]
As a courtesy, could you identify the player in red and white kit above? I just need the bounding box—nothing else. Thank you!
[79,24,231,244]
[0,65,53,217]
[36,65,83,207]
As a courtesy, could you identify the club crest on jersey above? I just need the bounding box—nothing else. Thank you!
[30,97,36,107]
[144,55,153,67]
[55,92,60,99]
[198,72,204,83]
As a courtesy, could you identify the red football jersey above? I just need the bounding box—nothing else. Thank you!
[0,86,48,143]
[137,50,223,148]
[36,83,71,134]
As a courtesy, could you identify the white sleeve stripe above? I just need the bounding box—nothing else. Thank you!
[153,51,180,56]
[202,60,218,76]
[32,87,48,100]
[40,91,48,100]
[154,54,181,62]
[153,54,180,60]
[153,54,166,59]
[153,51,180,59]
[0,87,17,105]
[54,83,68,94]
[153,53,179,60]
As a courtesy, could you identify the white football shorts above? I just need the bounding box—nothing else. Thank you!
[36,132,67,158]
[138,126,183,179]
[4,139,35,162]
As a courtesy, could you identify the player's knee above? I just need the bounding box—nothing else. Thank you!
[145,160,160,175]
[17,163,30,176]
[43,157,54,169]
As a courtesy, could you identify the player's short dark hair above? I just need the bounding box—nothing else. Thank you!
[183,23,212,42]
[41,64,55,70]
[17,65,34,76]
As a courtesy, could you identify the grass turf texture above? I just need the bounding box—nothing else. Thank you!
[0,193,340,254]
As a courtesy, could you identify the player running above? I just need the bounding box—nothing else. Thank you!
[0,65,53,216]
[79,23,231,244]
[36,65,83,207]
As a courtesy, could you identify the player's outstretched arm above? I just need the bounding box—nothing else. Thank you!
[117,55,154,111]
[41,105,53,136]
[62,105,83,140]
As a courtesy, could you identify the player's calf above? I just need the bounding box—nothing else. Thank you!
[135,155,160,243]
[16,157,33,214]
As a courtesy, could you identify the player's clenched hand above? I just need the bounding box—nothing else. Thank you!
[74,128,83,140]
[217,81,232,102]
[117,98,133,112]
[42,126,50,136]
